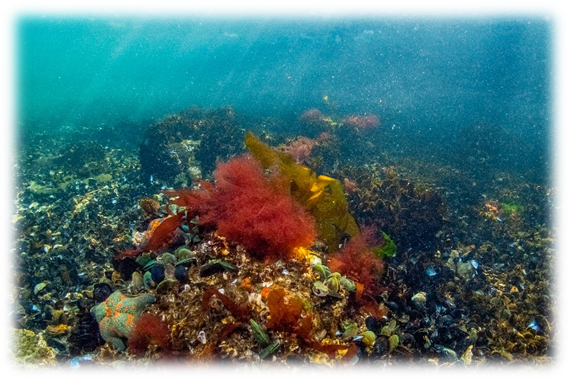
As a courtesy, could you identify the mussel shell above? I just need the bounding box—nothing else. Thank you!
[150,264,165,283]
[174,265,189,283]
[93,283,113,303]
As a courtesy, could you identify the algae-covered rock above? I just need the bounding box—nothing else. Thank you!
[13,328,58,367]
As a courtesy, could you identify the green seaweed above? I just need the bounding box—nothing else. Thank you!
[244,131,359,251]
[372,231,397,259]
[501,202,523,216]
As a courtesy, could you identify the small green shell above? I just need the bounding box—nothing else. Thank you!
[339,276,356,291]
[342,322,358,339]
[130,271,144,292]
[312,281,329,297]
[324,273,341,294]
[388,334,399,352]
[360,330,376,348]
[135,253,153,268]
[250,319,270,346]
[260,340,280,359]
[157,252,176,266]
[175,257,197,267]
[313,264,331,279]
[174,247,195,260]
[199,260,236,277]
[143,271,154,288]
[156,279,177,294]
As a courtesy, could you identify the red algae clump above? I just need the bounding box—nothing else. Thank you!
[127,313,171,356]
[166,155,317,261]
[327,227,385,302]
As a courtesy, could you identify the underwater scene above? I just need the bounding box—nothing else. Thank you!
[12,17,554,368]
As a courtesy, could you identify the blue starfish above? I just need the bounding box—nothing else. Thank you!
[91,290,156,351]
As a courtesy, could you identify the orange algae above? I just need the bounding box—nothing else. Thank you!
[265,287,312,339]
[141,212,185,252]
[127,313,171,356]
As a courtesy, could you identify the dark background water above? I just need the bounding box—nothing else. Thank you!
[17,17,552,183]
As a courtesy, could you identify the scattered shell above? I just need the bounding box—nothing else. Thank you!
[461,345,473,365]
[135,253,152,269]
[143,271,154,288]
[197,330,207,344]
[93,282,113,302]
[174,265,189,283]
[33,281,48,295]
[438,346,458,363]
[175,247,195,260]
[150,264,166,283]
[158,252,177,266]
[176,257,197,267]
[411,291,427,310]
[388,334,399,352]
[200,260,236,277]
[312,281,329,297]
[380,320,398,336]
[143,260,158,271]
[130,271,144,292]
[164,263,176,280]
[112,360,133,375]
[425,267,438,276]
[342,322,359,340]
[362,331,376,348]
[156,279,177,294]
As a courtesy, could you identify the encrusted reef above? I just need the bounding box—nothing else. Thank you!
[139,106,245,186]
[12,328,58,367]
[340,164,446,251]
[12,106,554,368]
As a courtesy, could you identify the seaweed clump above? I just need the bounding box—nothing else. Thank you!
[244,131,359,251]
[165,155,317,260]
[127,313,171,357]
[328,227,385,303]
[265,287,313,339]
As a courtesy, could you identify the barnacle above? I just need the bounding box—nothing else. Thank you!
[139,197,161,216]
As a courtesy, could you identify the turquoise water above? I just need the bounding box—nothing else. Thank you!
[17,17,551,180]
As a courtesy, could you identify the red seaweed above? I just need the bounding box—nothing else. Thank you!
[164,155,316,261]
[328,226,385,303]
[141,212,185,252]
[127,313,171,356]
[202,287,250,321]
